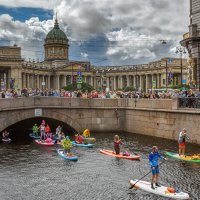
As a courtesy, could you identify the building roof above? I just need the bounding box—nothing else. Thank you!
[45,18,67,41]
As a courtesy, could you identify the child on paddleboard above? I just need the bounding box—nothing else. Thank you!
[62,136,73,156]
[178,128,190,156]
[114,135,122,154]
[149,146,166,190]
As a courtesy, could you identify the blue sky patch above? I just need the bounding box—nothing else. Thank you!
[0,6,53,21]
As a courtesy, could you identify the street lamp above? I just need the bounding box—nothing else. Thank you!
[176,46,186,86]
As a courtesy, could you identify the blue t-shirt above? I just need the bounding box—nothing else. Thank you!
[149,152,164,167]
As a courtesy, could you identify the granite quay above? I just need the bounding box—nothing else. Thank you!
[0,97,199,145]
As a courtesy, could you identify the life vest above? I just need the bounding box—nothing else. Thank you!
[62,139,72,149]
[45,126,51,133]
[83,129,90,138]
[167,187,175,193]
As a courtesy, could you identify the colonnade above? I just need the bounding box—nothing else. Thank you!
[21,73,95,90]
[21,72,182,91]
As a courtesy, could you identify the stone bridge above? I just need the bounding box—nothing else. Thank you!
[0,97,199,145]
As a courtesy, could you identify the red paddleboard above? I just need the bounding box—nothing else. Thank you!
[35,140,55,146]
[100,149,140,160]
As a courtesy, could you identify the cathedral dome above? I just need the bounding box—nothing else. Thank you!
[44,18,69,62]
[45,19,67,41]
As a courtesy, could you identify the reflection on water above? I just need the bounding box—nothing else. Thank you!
[0,132,199,200]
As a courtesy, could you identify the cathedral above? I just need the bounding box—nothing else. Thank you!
[0,17,188,92]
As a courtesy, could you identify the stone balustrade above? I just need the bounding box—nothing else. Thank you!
[0,97,177,110]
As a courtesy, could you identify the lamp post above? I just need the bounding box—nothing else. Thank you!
[176,47,186,86]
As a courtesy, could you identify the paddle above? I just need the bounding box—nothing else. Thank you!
[129,159,166,189]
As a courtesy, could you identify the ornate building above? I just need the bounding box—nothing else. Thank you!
[181,0,200,89]
[0,18,188,92]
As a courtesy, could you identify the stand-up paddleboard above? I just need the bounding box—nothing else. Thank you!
[100,150,140,160]
[129,180,189,199]
[29,133,40,139]
[84,137,96,144]
[72,141,94,148]
[57,149,78,161]
[165,152,200,163]
[2,138,11,143]
[35,139,55,146]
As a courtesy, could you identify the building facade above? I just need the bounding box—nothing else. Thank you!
[181,0,200,89]
[0,19,188,92]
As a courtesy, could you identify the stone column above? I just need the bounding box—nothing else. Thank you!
[63,75,67,87]
[26,74,29,89]
[106,76,110,89]
[56,75,60,90]
[113,76,117,90]
[36,75,39,89]
[90,76,93,86]
[146,74,149,92]
[47,75,50,89]
[133,76,136,89]
[151,74,154,90]
[140,75,143,91]
[157,74,160,88]
[126,75,130,87]
[93,76,97,89]
[119,76,123,89]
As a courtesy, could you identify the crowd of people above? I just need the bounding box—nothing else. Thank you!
[0,87,198,99]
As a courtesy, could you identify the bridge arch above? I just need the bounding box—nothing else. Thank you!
[0,108,83,135]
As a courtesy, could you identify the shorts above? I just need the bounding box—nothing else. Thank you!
[179,143,186,147]
[151,166,159,175]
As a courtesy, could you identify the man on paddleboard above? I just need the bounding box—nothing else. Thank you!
[178,128,190,156]
[149,146,166,189]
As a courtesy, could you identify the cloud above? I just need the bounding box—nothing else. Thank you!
[81,52,88,58]
[0,0,190,65]
[0,14,53,60]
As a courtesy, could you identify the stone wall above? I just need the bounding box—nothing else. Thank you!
[0,97,199,145]
[125,109,200,145]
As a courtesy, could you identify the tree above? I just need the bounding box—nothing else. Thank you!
[63,82,94,93]
[123,86,135,92]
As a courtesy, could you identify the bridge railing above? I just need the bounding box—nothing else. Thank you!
[178,97,200,109]
[0,97,179,110]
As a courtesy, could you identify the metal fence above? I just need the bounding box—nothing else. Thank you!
[179,97,200,108]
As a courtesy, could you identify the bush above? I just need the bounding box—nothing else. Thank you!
[63,82,94,93]
[123,86,135,92]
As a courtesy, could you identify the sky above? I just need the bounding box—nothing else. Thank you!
[0,0,190,66]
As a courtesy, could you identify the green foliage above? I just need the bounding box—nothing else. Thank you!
[63,82,94,93]
[171,84,190,90]
[122,86,135,92]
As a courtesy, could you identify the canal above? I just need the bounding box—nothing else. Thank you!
[0,132,199,200]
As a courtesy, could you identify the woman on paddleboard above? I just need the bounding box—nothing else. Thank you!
[149,146,166,190]
[178,128,190,156]
[114,135,122,154]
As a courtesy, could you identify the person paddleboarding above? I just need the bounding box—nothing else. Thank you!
[178,128,190,156]
[149,146,166,189]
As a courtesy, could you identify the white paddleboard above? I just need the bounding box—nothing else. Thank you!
[129,180,189,199]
